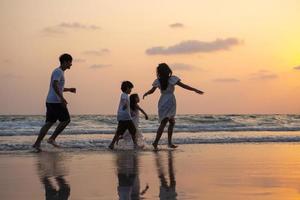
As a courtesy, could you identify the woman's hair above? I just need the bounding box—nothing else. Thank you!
[156,63,172,90]
[130,93,139,111]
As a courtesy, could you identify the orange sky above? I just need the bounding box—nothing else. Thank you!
[0,0,300,114]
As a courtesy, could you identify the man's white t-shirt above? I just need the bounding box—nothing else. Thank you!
[46,67,65,103]
[117,93,131,121]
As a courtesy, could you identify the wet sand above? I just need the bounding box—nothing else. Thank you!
[2,143,300,199]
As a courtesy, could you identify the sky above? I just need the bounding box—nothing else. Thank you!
[0,0,300,115]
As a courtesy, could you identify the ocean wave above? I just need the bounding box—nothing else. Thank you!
[1,114,300,136]
[2,134,300,152]
[2,127,300,136]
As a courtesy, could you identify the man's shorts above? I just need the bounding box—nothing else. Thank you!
[45,103,70,123]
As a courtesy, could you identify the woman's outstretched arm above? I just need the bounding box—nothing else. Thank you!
[143,87,157,99]
[176,81,204,94]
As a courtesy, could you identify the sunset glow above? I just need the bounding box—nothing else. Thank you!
[1,0,300,114]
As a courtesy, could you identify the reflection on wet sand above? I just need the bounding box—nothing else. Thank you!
[115,151,149,200]
[155,151,177,200]
[36,152,70,200]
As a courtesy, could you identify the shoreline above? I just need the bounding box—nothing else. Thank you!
[2,131,300,153]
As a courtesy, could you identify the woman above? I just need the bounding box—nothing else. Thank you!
[143,63,204,150]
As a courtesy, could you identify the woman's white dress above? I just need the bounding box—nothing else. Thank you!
[152,76,181,122]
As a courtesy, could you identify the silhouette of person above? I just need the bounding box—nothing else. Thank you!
[143,63,204,150]
[36,152,70,200]
[116,152,149,200]
[33,53,76,152]
[155,151,177,200]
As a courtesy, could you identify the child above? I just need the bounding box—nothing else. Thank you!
[109,81,137,150]
[143,63,204,150]
[116,94,148,149]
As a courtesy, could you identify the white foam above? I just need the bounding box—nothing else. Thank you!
[2,132,300,153]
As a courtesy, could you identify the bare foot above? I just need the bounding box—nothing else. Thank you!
[108,144,114,150]
[47,139,60,148]
[168,144,178,149]
[152,143,158,151]
[32,144,42,152]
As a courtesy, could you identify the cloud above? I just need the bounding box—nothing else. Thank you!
[73,58,86,63]
[83,49,110,56]
[90,64,111,69]
[43,27,64,35]
[250,70,278,80]
[293,65,300,70]
[213,78,240,83]
[58,22,100,30]
[2,59,11,63]
[171,63,195,70]
[1,73,21,79]
[146,38,241,55]
[169,23,184,28]
[241,192,273,196]
[43,22,100,35]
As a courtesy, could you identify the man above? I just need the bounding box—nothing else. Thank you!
[33,53,76,152]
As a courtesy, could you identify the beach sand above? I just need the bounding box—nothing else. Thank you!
[1,143,300,199]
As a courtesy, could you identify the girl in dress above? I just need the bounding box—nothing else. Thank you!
[143,63,204,150]
[117,94,148,149]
